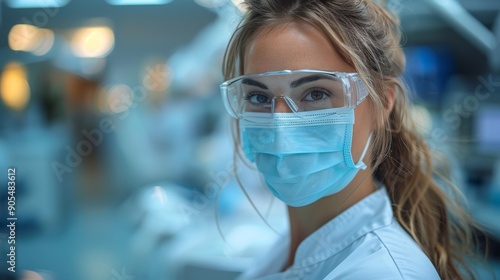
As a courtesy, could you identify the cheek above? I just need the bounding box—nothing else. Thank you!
[351,101,374,163]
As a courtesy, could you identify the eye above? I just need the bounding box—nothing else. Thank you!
[245,92,271,104]
[302,88,331,102]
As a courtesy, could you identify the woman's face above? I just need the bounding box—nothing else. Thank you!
[243,21,374,165]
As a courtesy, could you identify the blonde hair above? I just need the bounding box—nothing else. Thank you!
[222,0,482,279]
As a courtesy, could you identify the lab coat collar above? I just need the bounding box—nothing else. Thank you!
[291,186,393,268]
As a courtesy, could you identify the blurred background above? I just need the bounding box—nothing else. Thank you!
[0,0,499,279]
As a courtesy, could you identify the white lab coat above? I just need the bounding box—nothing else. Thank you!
[237,187,441,280]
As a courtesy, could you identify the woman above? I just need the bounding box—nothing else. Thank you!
[220,0,479,279]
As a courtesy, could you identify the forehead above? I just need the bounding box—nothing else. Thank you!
[243,21,355,75]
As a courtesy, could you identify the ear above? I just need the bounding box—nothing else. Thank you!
[385,83,396,115]
[373,83,397,132]
[368,82,396,132]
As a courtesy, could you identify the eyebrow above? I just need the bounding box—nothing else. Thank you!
[290,74,333,88]
[241,74,334,90]
[241,78,268,90]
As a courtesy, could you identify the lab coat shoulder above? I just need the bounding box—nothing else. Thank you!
[373,221,441,279]
[236,188,441,280]
[325,220,441,280]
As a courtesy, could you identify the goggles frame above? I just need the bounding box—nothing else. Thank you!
[220,69,368,119]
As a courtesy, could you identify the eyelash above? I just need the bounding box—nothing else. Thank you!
[243,87,333,104]
[302,87,332,102]
[244,92,271,103]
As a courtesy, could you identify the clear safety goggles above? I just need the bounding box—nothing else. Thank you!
[220,69,368,119]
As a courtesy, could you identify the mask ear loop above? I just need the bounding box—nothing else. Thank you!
[354,132,373,170]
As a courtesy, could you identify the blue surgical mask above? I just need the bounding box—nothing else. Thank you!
[241,108,371,207]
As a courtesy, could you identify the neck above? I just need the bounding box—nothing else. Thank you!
[282,169,376,271]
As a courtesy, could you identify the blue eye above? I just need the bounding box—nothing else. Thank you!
[245,92,271,104]
[302,88,331,102]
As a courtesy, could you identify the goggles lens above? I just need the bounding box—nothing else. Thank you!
[221,70,367,119]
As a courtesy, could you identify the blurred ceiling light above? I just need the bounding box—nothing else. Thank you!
[6,0,69,8]
[107,0,172,5]
[8,24,40,52]
[71,27,115,58]
[195,0,227,9]
[32,29,55,56]
[0,63,31,111]
[8,24,55,55]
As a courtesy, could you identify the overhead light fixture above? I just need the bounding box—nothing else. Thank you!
[31,29,55,56]
[6,0,69,8]
[8,24,40,52]
[71,26,115,58]
[8,24,55,56]
[1,63,31,111]
[106,0,173,6]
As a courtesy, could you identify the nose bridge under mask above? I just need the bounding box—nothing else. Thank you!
[240,108,356,160]
[241,122,349,162]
